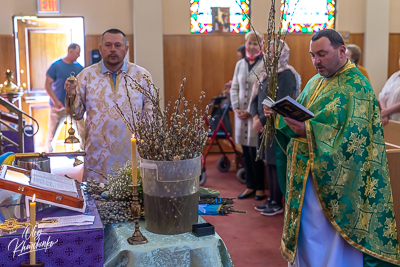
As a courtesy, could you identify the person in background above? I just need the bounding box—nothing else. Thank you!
[266,29,399,267]
[223,44,246,96]
[231,30,265,201]
[44,43,85,152]
[237,44,246,61]
[345,44,370,81]
[65,29,152,182]
[251,40,301,216]
[379,55,400,126]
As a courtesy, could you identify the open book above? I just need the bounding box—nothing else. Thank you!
[31,169,78,197]
[262,95,314,122]
[0,165,85,211]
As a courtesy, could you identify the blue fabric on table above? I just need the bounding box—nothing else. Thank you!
[104,216,233,267]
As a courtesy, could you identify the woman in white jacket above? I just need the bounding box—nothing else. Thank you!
[230,30,266,200]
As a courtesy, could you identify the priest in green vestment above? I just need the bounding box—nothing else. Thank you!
[268,29,400,266]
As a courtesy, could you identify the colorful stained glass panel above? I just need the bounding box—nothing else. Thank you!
[190,0,250,33]
[280,0,336,33]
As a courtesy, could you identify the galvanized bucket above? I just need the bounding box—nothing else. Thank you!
[17,157,51,173]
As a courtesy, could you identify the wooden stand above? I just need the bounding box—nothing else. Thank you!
[383,120,400,242]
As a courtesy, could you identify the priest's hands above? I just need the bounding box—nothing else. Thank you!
[284,117,306,137]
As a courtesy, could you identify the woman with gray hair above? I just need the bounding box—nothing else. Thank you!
[230,30,266,200]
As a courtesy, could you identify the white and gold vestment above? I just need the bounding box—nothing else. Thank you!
[70,61,152,182]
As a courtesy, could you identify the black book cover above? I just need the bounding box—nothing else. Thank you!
[263,96,314,122]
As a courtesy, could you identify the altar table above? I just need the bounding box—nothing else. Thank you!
[0,204,103,267]
[104,217,233,267]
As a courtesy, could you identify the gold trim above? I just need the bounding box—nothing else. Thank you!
[108,74,115,92]
[292,161,310,262]
[114,72,121,93]
[293,137,307,143]
[281,140,300,263]
[280,239,295,264]
[307,78,326,109]
[307,61,355,109]
[305,121,314,166]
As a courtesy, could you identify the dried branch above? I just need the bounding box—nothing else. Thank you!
[114,74,210,161]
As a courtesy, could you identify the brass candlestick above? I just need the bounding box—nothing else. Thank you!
[127,186,148,245]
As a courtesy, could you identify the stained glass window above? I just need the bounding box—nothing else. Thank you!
[190,0,250,33]
[281,0,336,33]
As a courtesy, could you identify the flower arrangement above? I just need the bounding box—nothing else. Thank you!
[84,163,144,225]
[107,161,142,201]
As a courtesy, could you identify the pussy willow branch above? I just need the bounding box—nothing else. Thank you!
[236,0,299,159]
[114,74,210,161]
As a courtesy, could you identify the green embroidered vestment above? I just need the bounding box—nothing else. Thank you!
[276,61,400,265]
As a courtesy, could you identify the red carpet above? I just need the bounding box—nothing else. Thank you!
[202,154,287,267]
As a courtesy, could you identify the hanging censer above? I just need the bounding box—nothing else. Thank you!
[64,72,80,145]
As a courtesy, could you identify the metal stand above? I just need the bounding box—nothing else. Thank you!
[127,186,148,245]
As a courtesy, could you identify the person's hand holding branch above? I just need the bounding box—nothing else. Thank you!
[252,115,264,133]
[263,105,274,118]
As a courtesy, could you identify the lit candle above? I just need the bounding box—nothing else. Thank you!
[131,134,137,186]
[30,194,36,265]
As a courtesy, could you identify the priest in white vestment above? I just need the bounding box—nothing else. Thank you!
[66,29,152,182]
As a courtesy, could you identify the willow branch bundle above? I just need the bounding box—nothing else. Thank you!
[237,0,298,159]
[114,74,210,161]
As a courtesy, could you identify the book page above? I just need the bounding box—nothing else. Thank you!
[4,169,30,185]
[31,169,78,194]
[262,96,275,108]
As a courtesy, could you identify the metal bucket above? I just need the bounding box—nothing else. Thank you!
[17,157,51,173]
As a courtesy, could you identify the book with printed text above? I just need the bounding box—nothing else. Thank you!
[262,95,314,122]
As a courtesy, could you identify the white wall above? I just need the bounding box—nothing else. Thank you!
[133,0,165,108]
[389,0,400,33]
[336,0,365,33]
[365,0,390,94]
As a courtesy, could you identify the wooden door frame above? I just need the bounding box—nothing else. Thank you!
[13,16,85,92]
[24,27,72,90]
